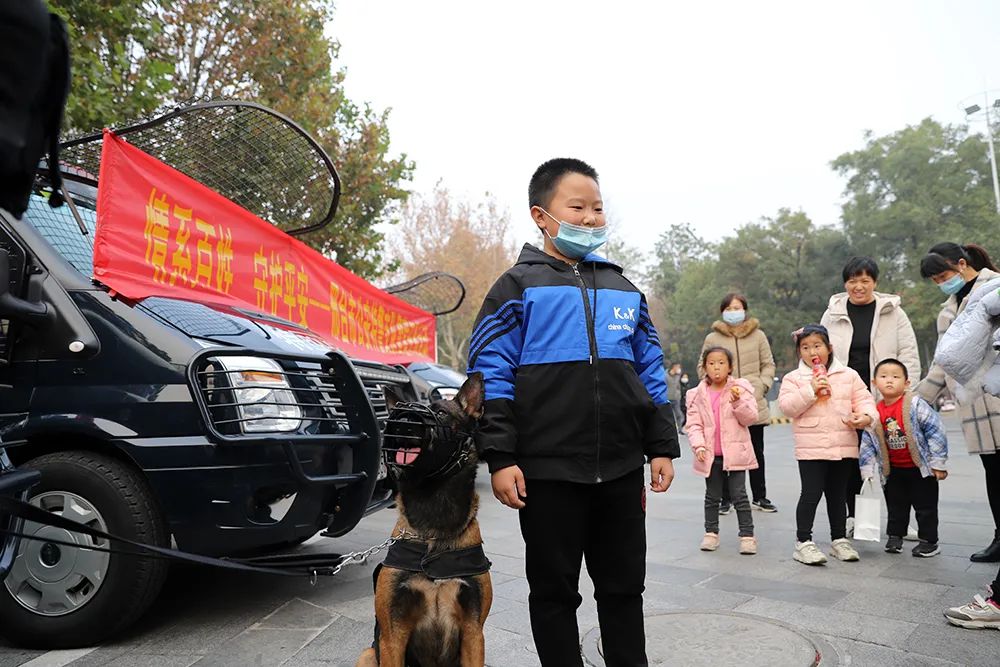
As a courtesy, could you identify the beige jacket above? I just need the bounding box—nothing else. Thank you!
[918,267,1000,455]
[699,318,776,425]
[820,291,921,400]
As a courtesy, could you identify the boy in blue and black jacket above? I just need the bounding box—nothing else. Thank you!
[468,158,680,667]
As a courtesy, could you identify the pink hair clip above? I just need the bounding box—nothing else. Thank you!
[790,327,804,341]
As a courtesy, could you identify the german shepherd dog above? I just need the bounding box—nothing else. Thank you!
[356,373,492,667]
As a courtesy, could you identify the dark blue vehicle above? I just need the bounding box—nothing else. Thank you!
[0,103,412,648]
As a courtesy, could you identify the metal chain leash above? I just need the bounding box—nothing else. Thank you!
[313,528,426,583]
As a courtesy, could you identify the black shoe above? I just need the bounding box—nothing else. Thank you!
[752,499,777,512]
[912,541,940,558]
[971,532,1000,563]
[885,536,903,553]
[719,503,732,515]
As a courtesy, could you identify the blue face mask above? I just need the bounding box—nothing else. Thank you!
[939,274,967,295]
[722,310,746,325]
[540,209,608,259]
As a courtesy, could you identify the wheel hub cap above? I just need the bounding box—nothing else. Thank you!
[4,491,110,616]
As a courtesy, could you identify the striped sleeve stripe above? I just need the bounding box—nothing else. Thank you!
[469,320,521,368]
[469,300,523,352]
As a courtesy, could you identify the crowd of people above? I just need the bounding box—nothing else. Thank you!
[675,247,1000,633]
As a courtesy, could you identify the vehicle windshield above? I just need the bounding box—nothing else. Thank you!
[20,193,96,276]
[410,363,466,386]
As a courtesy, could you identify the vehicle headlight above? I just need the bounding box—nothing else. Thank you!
[216,356,302,433]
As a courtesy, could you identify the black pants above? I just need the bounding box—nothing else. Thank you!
[518,467,647,667]
[983,453,1000,531]
[720,424,766,504]
[885,466,939,544]
[796,459,850,542]
[705,460,753,536]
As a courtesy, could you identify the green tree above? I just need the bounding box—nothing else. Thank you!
[50,0,412,279]
[832,118,999,360]
[715,210,850,368]
[49,1,173,132]
[649,224,720,373]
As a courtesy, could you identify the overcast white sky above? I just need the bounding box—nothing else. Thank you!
[330,0,1000,251]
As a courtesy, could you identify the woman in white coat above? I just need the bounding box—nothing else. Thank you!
[821,257,920,528]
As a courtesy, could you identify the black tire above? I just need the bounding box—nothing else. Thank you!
[0,451,169,648]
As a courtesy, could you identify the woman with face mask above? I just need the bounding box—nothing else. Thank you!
[918,242,1000,563]
[821,256,921,535]
[699,294,777,512]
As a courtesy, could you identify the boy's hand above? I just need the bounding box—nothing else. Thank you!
[729,386,741,403]
[650,457,674,493]
[491,465,527,509]
[695,448,708,462]
[932,469,948,481]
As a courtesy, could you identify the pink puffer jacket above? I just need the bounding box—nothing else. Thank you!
[778,359,877,461]
[684,377,760,477]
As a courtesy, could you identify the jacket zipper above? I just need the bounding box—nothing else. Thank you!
[734,338,741,378]
[573,264,602,482]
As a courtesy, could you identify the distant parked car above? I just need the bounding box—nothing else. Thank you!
[406,363,468,401]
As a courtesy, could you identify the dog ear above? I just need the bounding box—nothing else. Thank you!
[383,385,405,412]
[455,372,485,420]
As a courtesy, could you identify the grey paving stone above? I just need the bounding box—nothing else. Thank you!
[644,562,718,587]
[734,596,918,648]
[102,655,203,667]
[643,580,753,611]
[484,626,540,667]
[0,652,44,667]
[786,567,952,602]
[257,598,335,630]
[879,561,990,589]
[190,628,318,667]
[287,615,372,665]
[819,633,965,667]
[485,605,534,637]
[703,572,847,607]
[491,575,530,602]
[901,622,1000,667]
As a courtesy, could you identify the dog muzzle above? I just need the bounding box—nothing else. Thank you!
[382,401,475,481]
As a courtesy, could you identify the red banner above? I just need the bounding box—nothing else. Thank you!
[93,130,436,364]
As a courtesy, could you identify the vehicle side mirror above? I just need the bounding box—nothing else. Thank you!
[0,249,50,325]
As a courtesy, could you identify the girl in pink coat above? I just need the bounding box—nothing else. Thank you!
[685,347,760,555]
[778,324,877,566]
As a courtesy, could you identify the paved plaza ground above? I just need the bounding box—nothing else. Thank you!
[2,416,999,666]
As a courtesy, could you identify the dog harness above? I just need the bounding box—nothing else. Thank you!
[382,540,491,580]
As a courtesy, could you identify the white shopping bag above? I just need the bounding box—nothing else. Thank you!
[853,480,881,542]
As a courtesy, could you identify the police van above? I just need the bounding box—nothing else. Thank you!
[0,102,416,647]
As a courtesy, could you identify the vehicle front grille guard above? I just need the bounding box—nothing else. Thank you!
[186,349,380,525]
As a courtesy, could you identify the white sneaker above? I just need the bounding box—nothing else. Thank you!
[830,538,860,562]
[794,540,828,565]
[845,517,855,538]
[904,525,919,542]
[944,594,1000,629]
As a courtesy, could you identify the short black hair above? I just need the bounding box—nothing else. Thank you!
[528,158,599,209]
[719,292,748,313]
[874,357,908,380]
[842,256,879,282]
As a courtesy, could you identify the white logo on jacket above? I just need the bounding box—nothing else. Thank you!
[613,307,636,321]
